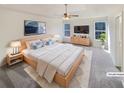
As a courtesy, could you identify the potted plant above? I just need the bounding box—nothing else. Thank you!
[99,33,106,49]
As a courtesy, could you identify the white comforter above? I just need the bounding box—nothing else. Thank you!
[28,43,83,83]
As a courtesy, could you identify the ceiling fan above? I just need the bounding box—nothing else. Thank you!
[63,4,79,20]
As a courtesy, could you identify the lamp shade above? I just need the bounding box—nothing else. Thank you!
[10,41,21,47]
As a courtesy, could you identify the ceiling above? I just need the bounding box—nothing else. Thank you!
[0,4,124,19]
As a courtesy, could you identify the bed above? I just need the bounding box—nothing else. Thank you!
[20,35,84,87]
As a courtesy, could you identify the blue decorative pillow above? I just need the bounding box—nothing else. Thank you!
[48,39,54,45]
[30,40,43,49]
[41,39,54,46]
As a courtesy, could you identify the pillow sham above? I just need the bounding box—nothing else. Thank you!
[26,39,43,49]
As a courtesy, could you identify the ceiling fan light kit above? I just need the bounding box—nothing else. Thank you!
[63,16,69,20]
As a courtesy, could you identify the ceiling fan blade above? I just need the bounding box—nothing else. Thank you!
[69,15,79,17]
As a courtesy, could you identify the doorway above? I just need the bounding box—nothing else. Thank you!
[115,14,123,71]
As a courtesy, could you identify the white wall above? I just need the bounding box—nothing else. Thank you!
[0,8,63,66]
[108,17,116,64]
[63,17,108,47]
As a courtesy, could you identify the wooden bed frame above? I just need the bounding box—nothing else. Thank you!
[20,34,84,87]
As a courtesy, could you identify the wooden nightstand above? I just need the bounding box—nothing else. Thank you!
[7,53,23,66]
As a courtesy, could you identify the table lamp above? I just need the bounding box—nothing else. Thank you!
[10,41,21,55]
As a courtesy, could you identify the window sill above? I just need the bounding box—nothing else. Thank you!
[95,39,101,41]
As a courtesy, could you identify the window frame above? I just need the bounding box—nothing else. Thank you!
[64,24,70,37]
[94,21,107,40]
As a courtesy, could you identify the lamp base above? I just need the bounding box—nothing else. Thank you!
[11,47,20,55]
[11,52,20,55]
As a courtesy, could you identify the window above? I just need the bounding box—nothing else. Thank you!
[95,22,106,39]
[64,24,70,36]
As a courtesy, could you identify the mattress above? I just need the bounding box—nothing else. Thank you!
[22,43,83,76]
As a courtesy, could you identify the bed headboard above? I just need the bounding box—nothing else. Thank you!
[20,34,53,51]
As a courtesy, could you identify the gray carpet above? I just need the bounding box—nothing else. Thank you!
[0,47,123,88]
[88,47,123,88]
[0,63,40,88]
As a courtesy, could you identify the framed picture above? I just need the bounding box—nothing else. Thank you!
[24,20,46,36]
